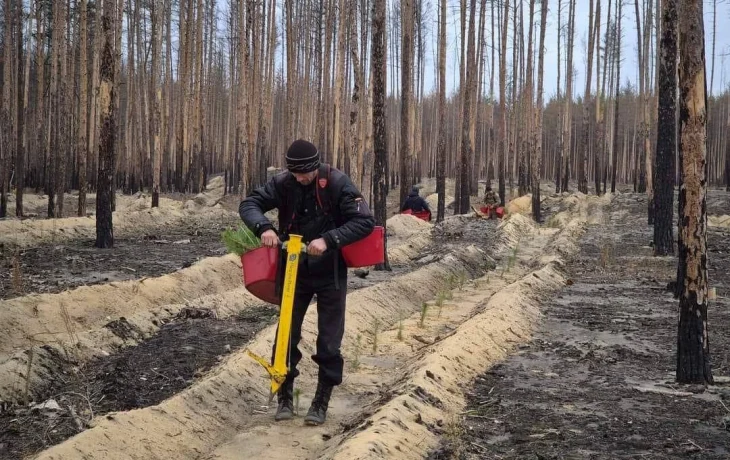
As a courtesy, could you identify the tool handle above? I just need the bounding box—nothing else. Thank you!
[281,241,307,254]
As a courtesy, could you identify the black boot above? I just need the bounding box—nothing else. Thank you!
[274,379,294,421]
[304,382,333,426]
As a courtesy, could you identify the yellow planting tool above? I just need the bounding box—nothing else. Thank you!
[247,234,303,403]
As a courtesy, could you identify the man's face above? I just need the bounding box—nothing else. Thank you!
[292,170,317,185]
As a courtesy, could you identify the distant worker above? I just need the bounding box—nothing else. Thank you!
[483,185,499,207]
[401,186,431,214]
[482,185,500,219]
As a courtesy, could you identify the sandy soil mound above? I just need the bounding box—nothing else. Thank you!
[30,191,606,460]
[386,213,432,239]
[33,246,491,460]
[184,176,226,209]
[505,194,532,215]
[0,232,433,404]
[426,193,454,210]
[115,193,180,212]
[325,263,567,459]
[0,254,245,402]
[0,196,234,249]
[709,214,730,228]
[322,196,610,459]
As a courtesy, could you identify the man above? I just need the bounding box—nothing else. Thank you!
[400,186,431,215]
[239,139,374,426]
[482,185,500,219]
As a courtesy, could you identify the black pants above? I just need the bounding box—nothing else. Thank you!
[271,265,347,387]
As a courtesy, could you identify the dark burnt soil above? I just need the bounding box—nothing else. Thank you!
[0,244,418,458]
[0,306,279,459]
[432,191,730,460]
[0,216,239,300]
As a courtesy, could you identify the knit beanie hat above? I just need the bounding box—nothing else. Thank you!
[285,140,320,173]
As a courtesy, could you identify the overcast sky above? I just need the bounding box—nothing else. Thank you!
[416,0,730,99]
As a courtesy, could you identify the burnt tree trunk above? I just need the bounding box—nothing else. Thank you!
[458,0,477,214]
[0,0,10,219]
[611,0,621,193]
[96,2,117,249]
[532,0,547,222]
[498,0,510,205]
[725,135,730,191]
[654,0,677,256]
[372,0,390,271]
[399,0,414,205]
[676,0,712,385]
[436,0,447,221]
[15,0,25,217]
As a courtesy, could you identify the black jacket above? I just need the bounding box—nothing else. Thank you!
[239,165,375,268]
[401,191,430,213]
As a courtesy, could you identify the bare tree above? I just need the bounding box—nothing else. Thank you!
[349,0,363,191]
[611,0,622,193]
[436,0,446,221]
[78,0,89,216]
[519,0,535,197]
[458,0,477,213]
[554,0,562,192]
[372,0,390,271]
[533,0,548,221]
[332,0,347,169]
[14,0,26,217]
[399,0,414,204]
[653,0,677,256]
[676,0,712,385]
[498,0,510,205]
[1,0,12,218]
[578,0,596,194]
[709,0,716,94]
[561,0,576,192]
[96,0,120,248]
[151,0,163,207]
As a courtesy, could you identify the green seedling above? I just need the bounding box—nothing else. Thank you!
[221,225,261,255]
[352,334,363,370]
[419,302,429,328]
[293,387,302,414]
[371,319,381,353]
[447,273,457,290]
[436,291,446,318]
[509,245,519,269]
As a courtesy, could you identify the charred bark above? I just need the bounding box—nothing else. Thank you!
[95,2,117,249]
[372,0,390,271]
[654,0,677,256]
[436,0,447,221]
[676,0,712,385]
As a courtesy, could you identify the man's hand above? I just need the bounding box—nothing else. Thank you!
[261,229,280,248]
[307,238,328,256]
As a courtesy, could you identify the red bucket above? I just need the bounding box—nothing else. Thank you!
[479,205,505,219]
[413,210,431,221]
[402,209,431,222]
[342,226,385,268]
[241,246,280,304]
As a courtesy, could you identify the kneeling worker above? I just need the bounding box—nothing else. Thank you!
[401,186,431,220]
